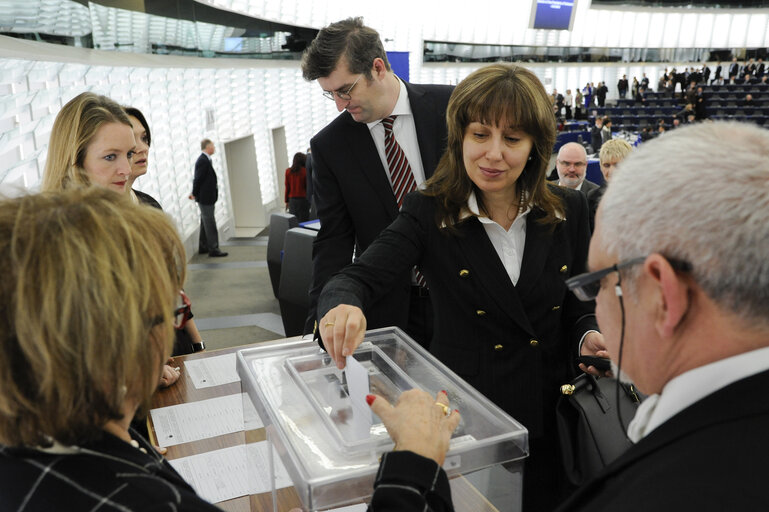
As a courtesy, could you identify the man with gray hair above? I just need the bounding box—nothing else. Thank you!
[555,142,598,194]
[555,142,600,231]
[558,122,769,511]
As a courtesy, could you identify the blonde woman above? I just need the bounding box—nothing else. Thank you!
[0,187,221,510]
[42,92,183,386]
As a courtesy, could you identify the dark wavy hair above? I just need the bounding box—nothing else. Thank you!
[123,106,151,147]
[290,152,306,173]
[422,63,563,231]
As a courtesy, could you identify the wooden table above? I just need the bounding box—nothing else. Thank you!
[149,341,499,512]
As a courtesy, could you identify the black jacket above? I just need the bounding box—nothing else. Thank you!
[305,81,453,335]
[192,153,218,205]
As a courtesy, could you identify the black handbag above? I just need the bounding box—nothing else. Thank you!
[556,373,643,486]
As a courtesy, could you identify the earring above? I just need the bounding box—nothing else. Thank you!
[527,156,533,161]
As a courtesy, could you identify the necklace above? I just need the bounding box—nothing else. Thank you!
[129,439,148,454]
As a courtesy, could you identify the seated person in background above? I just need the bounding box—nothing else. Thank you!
[600,117,613,144]
[743,93,755,106]
[374,121,769,512]
[674,103,694,121]
[671,118,681,129]
[0,188,221,511]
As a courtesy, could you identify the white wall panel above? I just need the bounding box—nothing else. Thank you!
[729,15,750,48]
[0,48,330,246]
[631,12,651,48]
[678,14,699,48]
[209,0,769,50]
[711,14,733,48]
[746,14,769,48]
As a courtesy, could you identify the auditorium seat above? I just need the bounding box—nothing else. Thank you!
[267,212,299,298]
[277,227,317,337]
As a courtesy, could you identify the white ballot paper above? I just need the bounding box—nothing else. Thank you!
[184,352,240,389]
[169,441,292,503]
[345,355,373,437]
[150,393,263,447]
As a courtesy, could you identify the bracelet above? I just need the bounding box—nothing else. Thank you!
[190,340,206,353]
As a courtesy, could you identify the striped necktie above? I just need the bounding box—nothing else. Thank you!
[382,115,416,208]
[381,115,427,288]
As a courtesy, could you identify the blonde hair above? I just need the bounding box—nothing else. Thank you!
[599,139,633,165]
[42,92,132,192]
[0,187,186,447]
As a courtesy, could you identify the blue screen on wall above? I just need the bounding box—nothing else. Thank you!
[387,51,410,82]
[532,0,576,30]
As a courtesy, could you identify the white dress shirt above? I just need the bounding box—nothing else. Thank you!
[367,78,426,190]
[462,191,530,286]
[627,345,769,442]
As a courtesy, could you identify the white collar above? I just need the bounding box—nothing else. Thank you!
[367,76,411,129]
[628,345,769,442]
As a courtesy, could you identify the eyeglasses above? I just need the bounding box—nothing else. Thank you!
[174,290,192,329]
[566,256,691,301]
[557,160,587,169]
[322,74,362,101]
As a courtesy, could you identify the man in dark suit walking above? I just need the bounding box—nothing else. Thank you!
[189,139,228,257]
[300,18,452,346]
[559,121,769,511]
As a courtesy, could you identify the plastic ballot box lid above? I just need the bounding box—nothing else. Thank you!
[236,327,528,511]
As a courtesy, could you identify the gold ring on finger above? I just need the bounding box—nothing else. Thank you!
[325,322,335,327]
[434,402,450,416]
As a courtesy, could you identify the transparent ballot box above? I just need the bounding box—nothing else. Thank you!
[237,327,529,511]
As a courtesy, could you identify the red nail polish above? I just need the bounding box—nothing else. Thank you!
[441,390,448,395]
[454,409,459,414]
[366,394,375,406]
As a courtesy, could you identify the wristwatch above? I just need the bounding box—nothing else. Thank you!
[190,340,206,353]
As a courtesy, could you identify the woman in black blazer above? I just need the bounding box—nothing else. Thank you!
[124,106,206,358]
[318,64,602,512]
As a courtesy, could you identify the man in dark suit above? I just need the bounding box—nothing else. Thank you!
[701,63,710,84]
[712,61,722,83]
[617,75,628,99]
[728,57,740,81]
[559,121,769,511]
[556,142,599,231]
[595,82,608,107]
[189,139,227,257]
[300,17,452,345]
